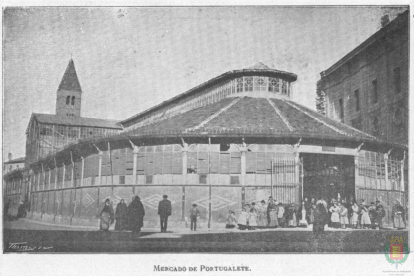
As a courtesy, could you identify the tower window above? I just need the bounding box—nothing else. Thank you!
[354,90,360,112]
[372,116,380,135]
[394,67,401,94]
[338,98,344,122]
[372,79,378,104]
[71,96,75,105]
[66,96,70,105]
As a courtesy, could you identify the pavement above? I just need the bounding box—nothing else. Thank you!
[3,218,409,253]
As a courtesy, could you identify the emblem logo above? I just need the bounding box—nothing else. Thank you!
[384,236,410,268]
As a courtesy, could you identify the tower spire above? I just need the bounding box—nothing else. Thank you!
[56,59,82,117]
[58,59,82,92]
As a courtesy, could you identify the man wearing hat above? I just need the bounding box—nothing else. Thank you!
[158,195,172,233]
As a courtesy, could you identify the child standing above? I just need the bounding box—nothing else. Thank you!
[189,204,200,231]
[226,211,237,229]
[237,207,249,230]
[248,206,258,230]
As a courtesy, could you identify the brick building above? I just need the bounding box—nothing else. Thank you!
[319,11,408,146]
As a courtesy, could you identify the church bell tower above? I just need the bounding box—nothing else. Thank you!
[55,59,82,117]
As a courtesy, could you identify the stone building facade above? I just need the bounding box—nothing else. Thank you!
[319,11,408,146]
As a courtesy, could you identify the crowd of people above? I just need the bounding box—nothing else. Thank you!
[225,196,407,234]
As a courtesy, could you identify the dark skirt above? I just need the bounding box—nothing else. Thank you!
[115,218,128,231]
[313,222,325,233]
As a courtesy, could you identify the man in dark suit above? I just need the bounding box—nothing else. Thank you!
[158,195,172,233]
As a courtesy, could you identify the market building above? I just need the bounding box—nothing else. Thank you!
[3,61,406,229]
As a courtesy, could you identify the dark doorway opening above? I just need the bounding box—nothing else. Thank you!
[301,153,355,202]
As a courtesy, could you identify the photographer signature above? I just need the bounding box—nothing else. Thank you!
[9,242,53,252]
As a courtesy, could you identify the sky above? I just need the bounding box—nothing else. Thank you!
[3,6,407,160]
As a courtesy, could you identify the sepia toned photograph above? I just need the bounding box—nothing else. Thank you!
[2,4,409,261]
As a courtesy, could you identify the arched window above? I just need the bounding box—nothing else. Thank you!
[71,96,75,105]
[66,96,70,105]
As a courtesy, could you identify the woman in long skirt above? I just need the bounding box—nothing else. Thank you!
[313,203,327,237]
[287,203,297,227]
[127,196,146,233]
[351,202,360,229]
[339,202,348,229]
[308,198,315,224]
[392,200,406,229]
[267,198,279,228]
[329,202,341,228]
[248,207,258,230]
[257,200,268,228]
[115,199,128,231]
[100,198,114,231]
[360,204,371,229]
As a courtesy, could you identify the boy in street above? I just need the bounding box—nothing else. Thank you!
[189,204,200,231]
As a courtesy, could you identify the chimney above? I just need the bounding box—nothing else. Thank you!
[8,153,13,161]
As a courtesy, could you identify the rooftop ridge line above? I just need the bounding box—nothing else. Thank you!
[185,97,243,132]
[284,101,350,137]
[266,98,295,132]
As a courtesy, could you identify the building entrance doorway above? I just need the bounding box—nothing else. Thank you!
[301,153,355,202]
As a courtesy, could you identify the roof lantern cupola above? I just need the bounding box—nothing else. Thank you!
[226,62,296,100]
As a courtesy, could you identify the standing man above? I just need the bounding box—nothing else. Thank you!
[158,195,172,233]
[189,204,200,231]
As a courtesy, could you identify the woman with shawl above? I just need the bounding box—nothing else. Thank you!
[115,199,128,231]
[287,203,297,227]
[257,200,268,228]
[313,203,327,237]
[127,196,145,233]
[308,198,315,224]
[392,200,406,229]
[100,198,114,231]
[376,200,386,229]
[360,203,371,229]
[267,198,279,228]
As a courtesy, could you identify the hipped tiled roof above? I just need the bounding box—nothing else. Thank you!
[123,96,379,143]
[121,63,297,126]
